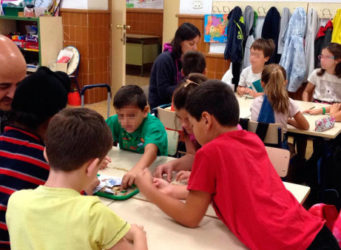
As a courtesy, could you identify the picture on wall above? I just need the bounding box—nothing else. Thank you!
[204,14,228,43]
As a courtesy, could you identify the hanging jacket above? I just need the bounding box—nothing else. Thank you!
[278,8,291,54]
[280,7,307,92]
[224,7,245,63]
[305,8,320,78]
[261,7,281,63]
[242,6,255,69]
[332,9,341,44]
[315,20,333,68]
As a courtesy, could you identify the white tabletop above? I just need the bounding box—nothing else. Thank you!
[97,147,311,250]
[237,95,341,139]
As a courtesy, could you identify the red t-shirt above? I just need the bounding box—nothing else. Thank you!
[188,130,323,250]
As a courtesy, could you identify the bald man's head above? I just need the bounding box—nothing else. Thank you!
[0,35,27,111]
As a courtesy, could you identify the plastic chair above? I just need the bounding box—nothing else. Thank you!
[265,146,290,177]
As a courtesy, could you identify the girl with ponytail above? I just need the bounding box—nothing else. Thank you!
[251,64,309,134]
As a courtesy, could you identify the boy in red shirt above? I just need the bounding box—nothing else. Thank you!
[136,80,339,249]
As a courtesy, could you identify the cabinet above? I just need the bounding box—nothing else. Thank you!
[126,34,160,75]
[0,16,63,71]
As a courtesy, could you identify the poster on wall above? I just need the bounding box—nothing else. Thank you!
[180,0,213,14]
[204,14,228,43]
[126,0,163,9]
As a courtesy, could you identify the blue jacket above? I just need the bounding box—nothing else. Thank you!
[148,51,182,110]
[280,7,307,92]
[224,7,245,63]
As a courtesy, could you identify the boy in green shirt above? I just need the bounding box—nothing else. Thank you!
[106,85,167,188]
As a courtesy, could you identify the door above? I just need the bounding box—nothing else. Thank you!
[111,0,127,95]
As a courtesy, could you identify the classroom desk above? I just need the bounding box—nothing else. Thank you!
[97,147,311,250]
[126,34,160,75]
[99,147,310,205]
[237,95,341,139]
[108,198,246,250]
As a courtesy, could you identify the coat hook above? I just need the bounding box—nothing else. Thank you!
[257,6,266,16]
[322,8,332,18]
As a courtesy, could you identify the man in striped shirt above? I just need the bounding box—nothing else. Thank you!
[0,67,70,249]
[0,35,26,133]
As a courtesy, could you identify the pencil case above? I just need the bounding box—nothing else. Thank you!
[315,116,335,132]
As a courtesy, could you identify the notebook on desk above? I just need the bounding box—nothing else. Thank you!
[249,79,264,92]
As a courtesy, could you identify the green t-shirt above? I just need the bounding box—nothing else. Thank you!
[106,113,168,156]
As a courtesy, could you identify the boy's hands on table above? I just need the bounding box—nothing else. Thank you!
[121,167,142,189]
[135,169,154,193]
[153,162,175,182]
[99,156,111,170]
[175,170,191,183]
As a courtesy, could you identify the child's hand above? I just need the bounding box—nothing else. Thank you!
[130,224,146,240]
[154,162,174,182]
[135,169,154,193]
[152,177,173,195]
[330,103,341,115]
[84,176,100,195]
[99,156,111,170]
[121,168,141,189]
[175,170,191,183]
[303,108,321,115]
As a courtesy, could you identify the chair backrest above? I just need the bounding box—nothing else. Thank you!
[265,146,290,177]
[240,118,282,147]
[156,106,181,131]
[156,106,181,156]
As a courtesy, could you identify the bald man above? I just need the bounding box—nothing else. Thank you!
[0,35,26,132]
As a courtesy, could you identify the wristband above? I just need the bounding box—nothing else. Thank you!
[322,107,326,115]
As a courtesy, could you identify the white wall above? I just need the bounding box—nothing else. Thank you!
[61,0,108,10]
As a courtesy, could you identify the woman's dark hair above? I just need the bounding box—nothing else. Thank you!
[171,23,201,59]
[185,80,239,126]
[317,43,341,78]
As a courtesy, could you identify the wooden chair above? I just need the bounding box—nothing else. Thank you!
[239,118,283,147]
[156,106,181,156]
[265,146,290,177]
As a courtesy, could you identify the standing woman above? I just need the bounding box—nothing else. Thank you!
[148,23,201,110]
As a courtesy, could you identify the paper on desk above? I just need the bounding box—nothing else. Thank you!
[94,175,122,194]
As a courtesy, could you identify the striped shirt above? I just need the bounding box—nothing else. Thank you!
[0,126,49,249]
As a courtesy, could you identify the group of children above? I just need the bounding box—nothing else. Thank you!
[1,33,341,250]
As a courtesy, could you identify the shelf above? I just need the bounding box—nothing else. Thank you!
[0,15,38,22]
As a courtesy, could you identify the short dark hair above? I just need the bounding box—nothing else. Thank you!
[45,108,112,172]
[250,38,275,58]
[171,22,201,59]
[10,66,70,130]
[185,80,239,126]
[113,85,147,111]
[173,73,208,110]
[182,51,206,76]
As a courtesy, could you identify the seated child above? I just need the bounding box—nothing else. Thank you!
[236,38,275,97]
[106,85,168,188]
[0,67,70,249]
[6,108,147,250]
[169,51,207,111]
[304,103,341,122]
[182,51,206,77]
[251,64,309,134]
[303,43,341,103]
[135,80,339,249]
[154,75,207,199]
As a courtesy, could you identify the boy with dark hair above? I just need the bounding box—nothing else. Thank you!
[106,85,167,188]
[0,67,70,249]
[182,51,206,76]
[6,108,147,250]
[136,80,339,249]
[236,38,275,97]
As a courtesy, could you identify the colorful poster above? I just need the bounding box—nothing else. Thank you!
[204,14,228,43]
